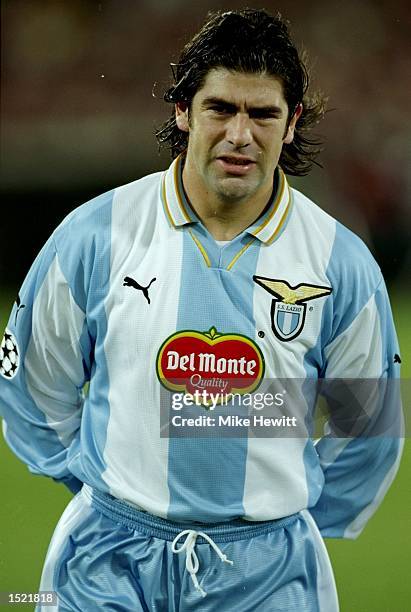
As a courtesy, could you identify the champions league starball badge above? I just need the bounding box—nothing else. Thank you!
[0,329,20,379]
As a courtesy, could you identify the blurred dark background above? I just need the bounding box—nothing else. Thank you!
[1,4,410,608]
[1,0,410,288]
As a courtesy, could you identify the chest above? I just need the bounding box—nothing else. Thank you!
[100,227,332,384]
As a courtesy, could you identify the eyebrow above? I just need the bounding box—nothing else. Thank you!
[201,96,284,115]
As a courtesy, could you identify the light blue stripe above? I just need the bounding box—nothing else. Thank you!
[166,230,261,522]
[54,190,114,313]
[311,437,400,538]
[302,220,382,509]
[0,238,84,491]
[301,383,325,509]
[304,223,402,535]
[304,221,381,376]
[290,313,299,334]
[324,221,381,347]
[374,280,401,377]
[53,190,114,493]
[277,310,285,331]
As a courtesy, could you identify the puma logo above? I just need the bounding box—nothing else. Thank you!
[14,294,26,325]
[123,276,156,304]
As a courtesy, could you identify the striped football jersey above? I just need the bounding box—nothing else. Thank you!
[0,156,403,538]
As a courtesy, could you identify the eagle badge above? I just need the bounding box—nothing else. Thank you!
[253,276,332,341]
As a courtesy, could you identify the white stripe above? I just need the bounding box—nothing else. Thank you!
[314,436,351,469]
[282,312,293,335]
[38,492,92,611]
[26,256,85,447]
[316,295,384,476]
[324,293,383,378]
[301,510,339,612]
[164,157,188,225]
[102,179,183,515]
[242,438,310,519]
[243,194,336,519]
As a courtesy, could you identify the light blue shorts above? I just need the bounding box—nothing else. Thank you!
[38,485,338,611]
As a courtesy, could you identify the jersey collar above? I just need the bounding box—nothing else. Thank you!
[245,166,293,245]
[161,155,197,227]
[161,154,292,244]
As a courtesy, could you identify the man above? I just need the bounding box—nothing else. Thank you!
[0,9,402,611]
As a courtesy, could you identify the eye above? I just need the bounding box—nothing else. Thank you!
[210,105,232,115]
[249,110,280,120]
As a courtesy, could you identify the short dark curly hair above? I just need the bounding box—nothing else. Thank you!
[156,9,326,176]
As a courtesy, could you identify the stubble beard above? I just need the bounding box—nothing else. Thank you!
[210,164,262,206]
[215,179,255,204]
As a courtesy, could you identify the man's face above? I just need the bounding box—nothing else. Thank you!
[176,68,301,206]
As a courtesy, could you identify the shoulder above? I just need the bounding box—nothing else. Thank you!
[291,186,381,289]
[48,170,164,308]
[53,169,164,245]
[290,187,385,343]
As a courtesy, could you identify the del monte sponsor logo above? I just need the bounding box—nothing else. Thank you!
[156,327,264,402]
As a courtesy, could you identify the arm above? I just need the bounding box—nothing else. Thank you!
[310,276,403,539]
[0,236,90,494]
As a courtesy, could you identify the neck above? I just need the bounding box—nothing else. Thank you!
[181,162,274,241]
[192,199,272,241]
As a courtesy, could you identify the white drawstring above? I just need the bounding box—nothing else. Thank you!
[171,529,234,597]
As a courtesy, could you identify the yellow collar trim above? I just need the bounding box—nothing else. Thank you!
[248,168,291,244]
[174,156,192,223]
[252,169,285,236]
[265,187,292,245]
[162,155,194,227]
[188,230,211,267]
[162,158,291,245]
[226,237,256,271]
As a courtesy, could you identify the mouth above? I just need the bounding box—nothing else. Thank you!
[216,155,256,175]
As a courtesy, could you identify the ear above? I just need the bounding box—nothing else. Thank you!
[175,102,189,132]
[283,103,303,145]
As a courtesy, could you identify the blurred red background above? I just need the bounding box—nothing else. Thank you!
[1,0,410,285]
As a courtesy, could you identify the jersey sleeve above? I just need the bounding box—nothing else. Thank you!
[0,233,91,494]
[310,270,403,539]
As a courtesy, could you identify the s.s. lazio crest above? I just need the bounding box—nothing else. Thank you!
[253,276,332,342]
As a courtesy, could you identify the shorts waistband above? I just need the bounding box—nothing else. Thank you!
[83,485,299,544]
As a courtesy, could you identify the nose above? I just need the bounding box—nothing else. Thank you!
[226,113,252,148]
